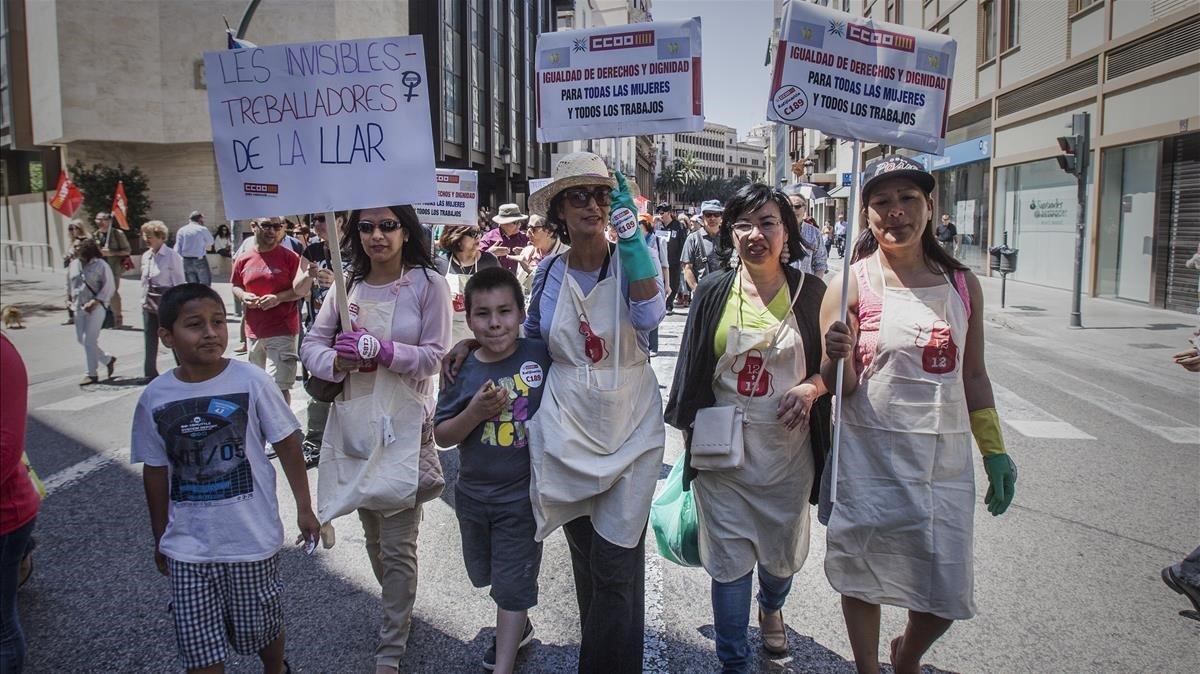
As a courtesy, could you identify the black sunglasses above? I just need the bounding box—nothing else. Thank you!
[256,222,284,231]
[357,219,402,234]
[562,186,612,209]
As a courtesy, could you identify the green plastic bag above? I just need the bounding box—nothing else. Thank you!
[650,456,701,567]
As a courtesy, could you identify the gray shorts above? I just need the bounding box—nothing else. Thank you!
[455,487,542,611]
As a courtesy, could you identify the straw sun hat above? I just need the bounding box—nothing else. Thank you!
[528,152,617,217]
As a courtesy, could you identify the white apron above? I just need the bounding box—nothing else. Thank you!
[318,286,426,523]
[446,269,475,346]
[694,280,814,583]
[825,255,976,620]
[527,254,665,548]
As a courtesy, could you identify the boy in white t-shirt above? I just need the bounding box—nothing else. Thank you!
[131,283,319,673]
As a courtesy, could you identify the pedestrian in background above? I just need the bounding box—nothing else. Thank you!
[67,239,117,385]
[682,200,724,294]
[820,156,1017,674]
[512,214,569,296]
[211,223,233,280]
[63,220,94,325]
[1,333,38,674]
[658,203,687,314]
[640,213,670,356]
[232,218,303,404]
[788,194,828,277]
[174,211,214,285]
[440,226,502,345]
[1162,332,1200,618]
[301,204,450,674]
[480,204,530,275]
[936,213,958,257]
[94,212,131,328]
[292,214,344,467]
[139,221,184,380]
[665,184,830,671]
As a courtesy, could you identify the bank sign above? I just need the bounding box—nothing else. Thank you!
[767,0,956,154]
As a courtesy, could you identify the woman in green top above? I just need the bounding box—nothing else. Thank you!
[664,183,831,672]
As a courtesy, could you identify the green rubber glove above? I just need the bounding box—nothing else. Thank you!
[611,171,658,282]
[982,453,1017,516]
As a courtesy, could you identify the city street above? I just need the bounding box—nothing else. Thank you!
[3,263,1196,673]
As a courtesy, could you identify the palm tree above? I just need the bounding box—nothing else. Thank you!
[654,165,683,204]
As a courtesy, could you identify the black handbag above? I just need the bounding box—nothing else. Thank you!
[82,276,116,329]
[143,283,168,315]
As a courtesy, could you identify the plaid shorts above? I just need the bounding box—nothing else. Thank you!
[167,555,284,670]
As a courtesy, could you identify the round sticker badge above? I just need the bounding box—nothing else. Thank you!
[519,361,544,388]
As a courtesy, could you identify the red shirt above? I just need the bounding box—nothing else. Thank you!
[232,244,301,339]
[1,333,39,534]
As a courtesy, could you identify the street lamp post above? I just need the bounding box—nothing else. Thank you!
[499,146,512,204]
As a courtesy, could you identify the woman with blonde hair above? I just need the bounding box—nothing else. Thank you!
[139,221,184,379]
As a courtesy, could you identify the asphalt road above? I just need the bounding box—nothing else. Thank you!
[6,267,1197,673]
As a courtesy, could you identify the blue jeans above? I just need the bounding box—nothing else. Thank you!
[183,256,211,285]
[1,518,36,673]
[711,565,794,673]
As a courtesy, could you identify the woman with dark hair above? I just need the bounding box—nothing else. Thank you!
[445,151,666,672]
[67,239,118,384]
[299,204,450,674]
[664,183,831,671]
[513,214,570,295]
[438,225,501,344]
[820,156,1017,674]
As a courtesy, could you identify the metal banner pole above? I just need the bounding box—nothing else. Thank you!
[611,136,622,389]
[828,139,862,506]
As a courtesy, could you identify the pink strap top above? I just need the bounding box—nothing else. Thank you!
[852,259,970,371]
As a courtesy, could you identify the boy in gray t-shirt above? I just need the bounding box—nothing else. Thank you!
[434,267,550,672]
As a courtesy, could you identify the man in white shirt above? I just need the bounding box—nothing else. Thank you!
[174,211,215,285]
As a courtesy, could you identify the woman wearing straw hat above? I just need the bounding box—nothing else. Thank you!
[446,151,665,672]
[820,156,1017,674]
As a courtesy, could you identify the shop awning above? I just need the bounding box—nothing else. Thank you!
[826,186,849,199]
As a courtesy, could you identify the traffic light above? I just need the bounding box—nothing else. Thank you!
[1056,134,1082,176]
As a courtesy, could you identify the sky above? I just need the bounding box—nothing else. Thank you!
[651,0,776,139]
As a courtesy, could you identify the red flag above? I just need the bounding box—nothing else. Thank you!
[49,172,83,217]
[111,181,130,230]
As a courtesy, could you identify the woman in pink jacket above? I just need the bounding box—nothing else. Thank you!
[299,204,451,674]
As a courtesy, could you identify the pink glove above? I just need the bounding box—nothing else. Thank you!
[361,333,395,368]
[334,330,367,361]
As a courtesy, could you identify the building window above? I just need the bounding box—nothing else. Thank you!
[980,0,996,63]
[470,0,486,152]
[442,0,464,144]
[1071,0,1100,14]
[1001,0,1019,52]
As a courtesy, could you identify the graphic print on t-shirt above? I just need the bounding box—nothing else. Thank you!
[154,393,254,505]
[479,369,540,448]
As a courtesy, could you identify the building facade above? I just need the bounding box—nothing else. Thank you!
[1,0,554,266]
[772,0,1199,313]
[654,121,769,206]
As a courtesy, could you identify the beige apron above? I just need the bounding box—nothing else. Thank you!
[446,270,475,346]
[825,254,976,620]
[318,287,425,523]
[693,279,814,583]
[527,254,665,548]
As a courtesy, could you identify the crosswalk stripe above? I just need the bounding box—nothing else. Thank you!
[36,391,130,412]
[1145,426,1200,445]
[991,383,1095,440]
[42,447,132,496]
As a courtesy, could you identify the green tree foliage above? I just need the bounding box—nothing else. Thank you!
[68,161,152,233]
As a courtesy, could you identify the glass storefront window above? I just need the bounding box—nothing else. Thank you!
[1097,141,1158,303]
[935,160,990,273]
[994,155,1093,290]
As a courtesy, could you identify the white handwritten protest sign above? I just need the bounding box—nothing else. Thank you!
[536,18,703,142]
[412,169,479,226]
[767,1,956,154]
[204,36,437,220]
